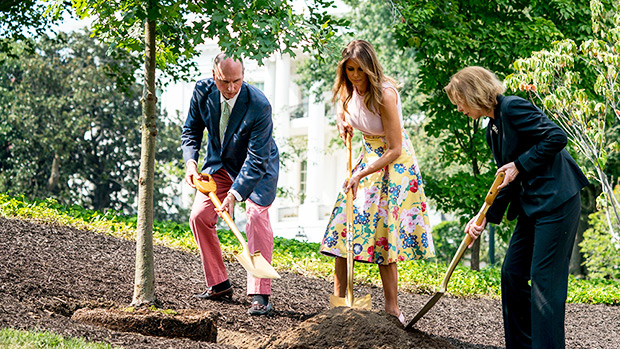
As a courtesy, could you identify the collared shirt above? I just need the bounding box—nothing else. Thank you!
[220,90,240,116]
[219,90,243,202]
[186,88,243,202]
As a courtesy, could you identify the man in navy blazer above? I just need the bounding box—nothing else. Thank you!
[181,53,279,316]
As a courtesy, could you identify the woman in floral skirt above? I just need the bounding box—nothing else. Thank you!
[320,40,434,324]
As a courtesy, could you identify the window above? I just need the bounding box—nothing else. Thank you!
[290,89,309,119]
[250,81,264,92]
[300,160,307,204]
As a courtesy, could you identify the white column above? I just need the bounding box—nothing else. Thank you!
[273,53,290,139]
[298,84,326,240]
[269,53,291,239]
[263,58,276,106]
[305,84,326,206]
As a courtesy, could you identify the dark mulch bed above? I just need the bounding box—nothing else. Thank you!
[0,216,618,348]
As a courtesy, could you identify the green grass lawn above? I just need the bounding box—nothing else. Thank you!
[0,328,114,348]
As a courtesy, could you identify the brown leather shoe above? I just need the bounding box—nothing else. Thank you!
[194,286,233,300]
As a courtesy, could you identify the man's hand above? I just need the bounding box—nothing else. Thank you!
[217,192,236,217]
[497,162,519,190]
[185,161,200,188]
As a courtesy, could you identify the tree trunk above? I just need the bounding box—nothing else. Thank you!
[47,152,60,192]
[570,215,587,277]
[470,236,480,270]
[132,14,157,307]
[92,182,113,211]
[570,185,598,277]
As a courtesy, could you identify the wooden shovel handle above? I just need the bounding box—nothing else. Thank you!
[346,132,352,178]
[193,174,248,250]
[207,193,245,243]
[440,172,506,290]
[474,172,505,226]
[345,132,355,306]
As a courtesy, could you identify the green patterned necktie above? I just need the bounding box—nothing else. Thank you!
[219,101,230,144]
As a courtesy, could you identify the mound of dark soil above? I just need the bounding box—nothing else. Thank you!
[1,216,619,348]
[263,307,453,349]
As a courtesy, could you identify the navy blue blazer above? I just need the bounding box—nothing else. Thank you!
[181,78,279,206]
[485,95,589,224]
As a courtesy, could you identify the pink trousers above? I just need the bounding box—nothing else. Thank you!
[189,168,274,295]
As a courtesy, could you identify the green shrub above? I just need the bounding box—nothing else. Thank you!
[567,276,620,305]
[432,220,463,263]
[580,186,620,279]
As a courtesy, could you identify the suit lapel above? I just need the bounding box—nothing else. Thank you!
[496,97,505,163]
[493,95,505,163]
[222,83,249,149]
[207,88,222,147]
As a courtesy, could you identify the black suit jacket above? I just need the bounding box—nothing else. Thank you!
[485,95,589,224]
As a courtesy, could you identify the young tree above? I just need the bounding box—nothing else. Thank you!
[58,0,345,306]
[506,0,620,237]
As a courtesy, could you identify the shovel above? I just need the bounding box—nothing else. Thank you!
[329,132,372,309]
[405,171,505,329]
[193,174,280,279]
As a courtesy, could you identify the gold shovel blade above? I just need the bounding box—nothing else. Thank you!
[233,250,280,279]
[405,172,506,330]
[329,293,372,309]
[404,290,445,329]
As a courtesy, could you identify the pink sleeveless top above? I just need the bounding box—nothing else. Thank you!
[345,82,403,136]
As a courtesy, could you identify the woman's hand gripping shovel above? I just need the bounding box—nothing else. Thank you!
[193,174,280,280]
[405,172,505,330]
[329,132,371,309]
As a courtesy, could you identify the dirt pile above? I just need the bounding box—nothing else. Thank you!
[263,307,454,349]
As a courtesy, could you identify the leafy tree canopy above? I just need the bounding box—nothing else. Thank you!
[0,0,67,58]
[0,30,180,219]
[389,0,593,220]
[505,0,620,233]
[55,0,348,87]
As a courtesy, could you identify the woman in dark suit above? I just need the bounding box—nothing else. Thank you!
[444,66,589,349]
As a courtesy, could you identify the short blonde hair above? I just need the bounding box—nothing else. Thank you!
[444,66,505,111]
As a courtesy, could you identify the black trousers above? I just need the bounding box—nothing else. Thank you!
[501,193,581,349]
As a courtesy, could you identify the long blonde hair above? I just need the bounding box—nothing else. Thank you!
[444,66,505,111]
[332,40,399,115]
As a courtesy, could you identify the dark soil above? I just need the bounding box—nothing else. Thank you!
[72,307,218,342]
[1,216,618,348]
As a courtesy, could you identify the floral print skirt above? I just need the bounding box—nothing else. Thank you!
[319,130,435,265]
